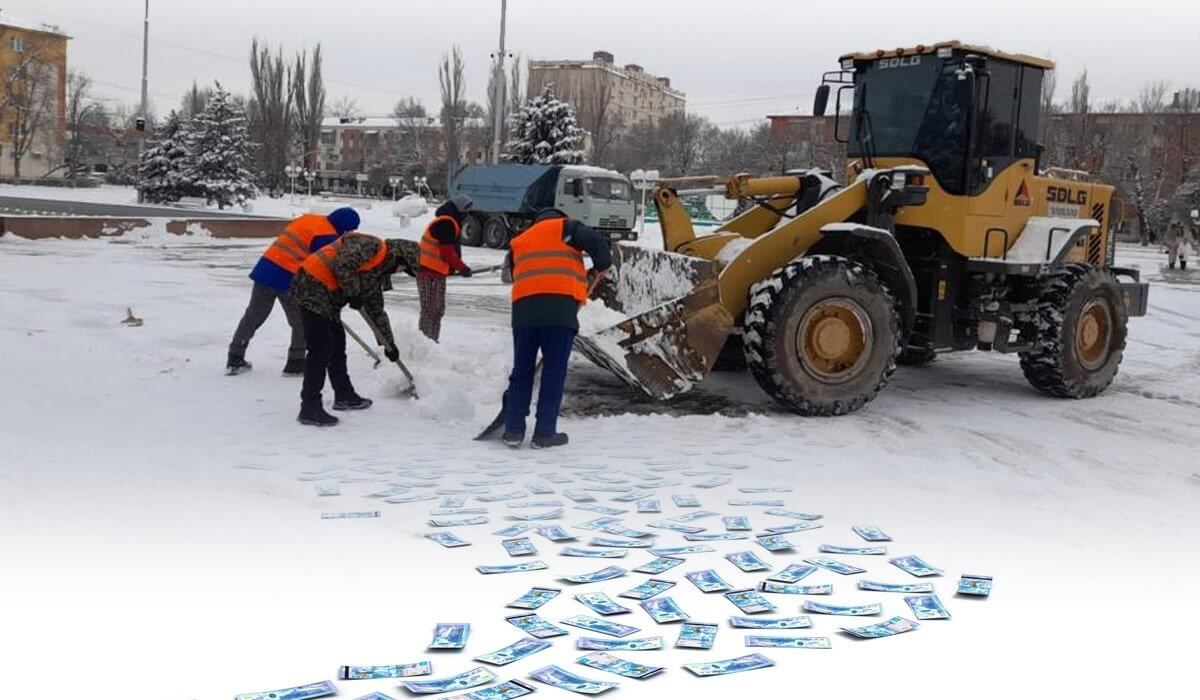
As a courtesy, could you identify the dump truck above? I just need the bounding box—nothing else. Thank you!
[449,164,638,248]
[576,40,1149,415]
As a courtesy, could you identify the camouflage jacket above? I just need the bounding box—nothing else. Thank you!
[291,235,420,349]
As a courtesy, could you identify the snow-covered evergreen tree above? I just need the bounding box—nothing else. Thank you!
[184,84,257,209]
[505,85,585,165]
[137,111,193,204]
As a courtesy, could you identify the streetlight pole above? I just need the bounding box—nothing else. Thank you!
[137,0,150,203]
[489,0,508,164]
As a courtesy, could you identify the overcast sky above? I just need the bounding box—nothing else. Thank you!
[15,0,1200,125]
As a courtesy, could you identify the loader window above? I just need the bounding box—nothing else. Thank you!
[1015,67,1043,158]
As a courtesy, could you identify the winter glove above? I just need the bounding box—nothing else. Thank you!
[458,266,473,278]
[384,345,400,363]
[347,296,364,310]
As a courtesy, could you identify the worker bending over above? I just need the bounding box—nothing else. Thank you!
[417,195,474,341]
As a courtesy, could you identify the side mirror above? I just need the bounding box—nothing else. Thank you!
[813,84,830,117]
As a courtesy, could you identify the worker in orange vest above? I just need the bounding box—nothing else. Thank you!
[289,233,419,426]
[500,209,612,448]
[227,207,359,375]
[417,195,474,341]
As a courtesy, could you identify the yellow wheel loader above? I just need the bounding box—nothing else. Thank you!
[576,40,1149,415]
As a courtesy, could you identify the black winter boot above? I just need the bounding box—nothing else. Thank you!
[531,433,569,449]
[332,394,373,411]
[226,353,252,375]
[501,431,525,449]
[298,398,339,426]
[282,357,306,376]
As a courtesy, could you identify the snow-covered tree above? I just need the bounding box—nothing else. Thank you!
[137,111,192,204]
[184,84,257,209]
[505,85,585,165]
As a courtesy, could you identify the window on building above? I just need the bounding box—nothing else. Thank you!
[10,36,26,53]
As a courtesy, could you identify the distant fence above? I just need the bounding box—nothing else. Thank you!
[0,216,286,240]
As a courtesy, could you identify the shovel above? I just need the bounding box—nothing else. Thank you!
[344,314,419,399]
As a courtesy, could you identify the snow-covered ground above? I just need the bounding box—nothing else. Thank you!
[2,194,1199,699]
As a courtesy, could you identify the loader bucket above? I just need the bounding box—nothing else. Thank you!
[575,245,734,400]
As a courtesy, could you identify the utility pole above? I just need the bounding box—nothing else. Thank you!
[137,0,150,202]
[489,0,508,164]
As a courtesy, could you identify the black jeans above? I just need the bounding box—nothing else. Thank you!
[300,308,355,403]
[229,283,306,361]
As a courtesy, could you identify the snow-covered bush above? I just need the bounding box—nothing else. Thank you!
[137,111,192,204]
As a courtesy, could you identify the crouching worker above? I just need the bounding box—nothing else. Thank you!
[226,207,360,375]
[417,194,475,341]
[290,233,419,426]
[501,209,612,448]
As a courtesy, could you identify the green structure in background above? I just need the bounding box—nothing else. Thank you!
[644,195,723,227]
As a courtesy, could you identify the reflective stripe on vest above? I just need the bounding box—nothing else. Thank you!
[510,217,588,304]
[301,234,388,291]
[419,215,461,275]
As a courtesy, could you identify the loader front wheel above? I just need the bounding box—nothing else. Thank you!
[743,256,901,416]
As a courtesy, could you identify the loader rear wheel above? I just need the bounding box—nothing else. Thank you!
[1019,264,1127,398]
[460,213,484,247]
[743,255,901,416]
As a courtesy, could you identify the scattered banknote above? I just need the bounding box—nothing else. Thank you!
[805,557,866,575]
[758,581,832,595]
[402,667,497,694]
[535,525,575,542]
[685,569,733,593]
[316,483,340,497]
[574,505,627,516]
[476,561,550,575]
[671,494,701,507]
[540,473,573,484]
[562,566,628,584]
[526,482,554,495]
[890,555,944,577]
[675,622,718,649]
[905,594,951,620]
[385,493,438,504]
[589,536,652,548]
[640,596,689,623]
[648,522,704,535]
[349,693,396,700]
[234,680,337,700]
[441,496,467,508]
[802,600,882,616]
[682,653,775,677]
[583,474,627,484]
[509,509,564,522]
[493,523,536,537]
[730,499,785,507]
[561,615,639,638]
[725,551,770,572]
[694,476,731,489]
[724,589,777,614]
[369,485,409,498]
[577,637,663,651]
[562,490,596,503]
[507,586,561,610]
[669,510,720,523]
[649,545,714,557]
[561,547,626,559]
[505,614,569,638]
[763,521,822,534]
[575,592,631,616]
[431,508,489,516]
[339,661,432,679]
[321,511,380,519]
[445,679,536,700]
[576,651,665,679]
[685,532,748,542]
[852,525,892,541]
[600,525,653,539]
[465,479,514,487]
[840,616,920,639]
[754,535,795,552]
[858,580,934,593]
[612,490,653,502]
[502,538,538,556]
[574,517,622,531]
[635,499,661,513]
[739,486,792,493]
[767,563,817,583]
[528,665,617,695]
[722,516,751,531]
[745,635,830,649]
[958,574,993,596]
[633,557,683,574]
[509,500,565,510]
[474,638,552,666]
[820,544,887,555]
[729,615,812,629]
[619,579,675,600]
[430,515,489,527]
[425,532,471,548]
[430,623,471,649]
[766,509,823,521]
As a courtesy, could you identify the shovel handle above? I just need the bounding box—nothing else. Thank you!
[342,320,383,368]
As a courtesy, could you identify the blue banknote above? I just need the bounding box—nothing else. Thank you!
[744,636,830,649]
[441,496,467,508]
[539,473,574,484]
[632,557,684,574]
[589,536,653,548]
[561,615,640,638]
[574,505,627,516]
[618,579,676,600]
[958,574,993,596]
[729,615,812,629]
[316,483,340,497]
[674,622,718,649]
[767,564,817,583]
[574,517,623,531]
[476,561,549,575]
[350,692,396,700]
[725,551,770,572]
[507,586,561,610]
[840,616,920,639]
[766,509,823,521]
[852,525,892,541]
[492,523,536,537]
[528,665,617,695]
[402,667,497,694]
[612,490,654,502]
[728,498,785,507]
[722,516,751,531]
[889,555,944,577]
[685,569,733,593]
[758,581,832,595]
[754,535,795,552]
[385,493,437,504]
[321,511,380,519]
[562,566,628,584]
[561,547,627,559]
[670,510,720,523]
[858,580,934,593]
[445,679,536,700]
[802,600,882,616]
[576,651,665,679]
[431,508,489,516]
[474,638,552,666]
[575,592,631,616]
[635,499,661,513]
[764,521,823,534]
[685,533,749,542]
[535,525,575,542]
[429,516,489,527]
[430,623,471,649]
[639,596,689,623]
[509,500,565,510]
[576,637,663,651]
[234,680,337,700]
[477,491,529,503]
[647,522,705,535]
[724,589,777,614]
[905,594,951,620]
[600,525,653,539]
[425,532,471,548]
[502,537,538,557]
[682,653,775,677]
[671,494,701,507]
[739,486,792,493]
[509,509,564,522]
[526,482,554,495]
[649,545,714,557]
[820,544,886,555]
[339,661,431,679]
[694,476,731,489]
[562,490,596,503]
[804,557,866,575]
[505,614,569,638]
[465,479,514,487]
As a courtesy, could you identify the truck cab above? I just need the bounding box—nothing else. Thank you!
[553,166,638,240]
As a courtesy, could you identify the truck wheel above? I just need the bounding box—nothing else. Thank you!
[1019,264,1127,398]
[460,213,484,247]
[742,255,901,416]
[483,216,511,249]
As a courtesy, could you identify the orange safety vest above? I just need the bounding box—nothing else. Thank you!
[300,233,388,292]
[418,215,461,275]
[261,214,338,274]
[510,217,588,304]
